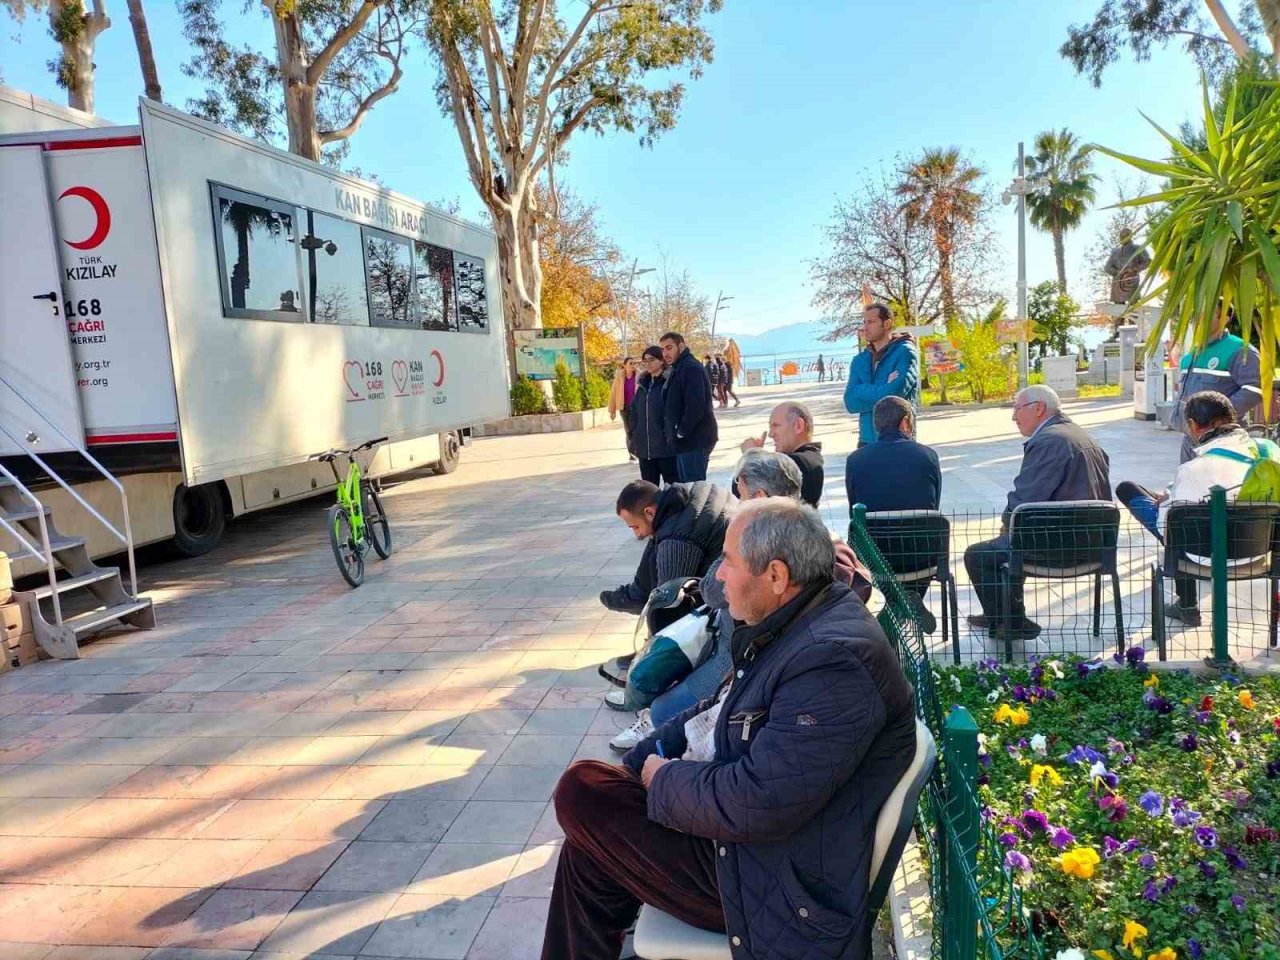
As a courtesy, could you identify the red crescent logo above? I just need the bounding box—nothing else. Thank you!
[430,350,445,387]
[59,186,112,250]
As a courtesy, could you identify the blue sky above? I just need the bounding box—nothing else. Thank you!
[2,0,1210,335]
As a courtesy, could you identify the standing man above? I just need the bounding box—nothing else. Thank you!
[703,354,721,407]
[720,354,740,407]
[963,386,1111,642]
[1171,304,1262,463]
[844,302,920,448]
[740,401,825,507]
[816,353,826,382]
[663,332,719,482]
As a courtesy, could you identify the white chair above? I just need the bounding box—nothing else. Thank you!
[633,718,937,960]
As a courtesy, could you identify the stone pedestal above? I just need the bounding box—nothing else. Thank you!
[1041,355,1078,399]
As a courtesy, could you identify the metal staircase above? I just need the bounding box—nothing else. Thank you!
[0,377,153,660]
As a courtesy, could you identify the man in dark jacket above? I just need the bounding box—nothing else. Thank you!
[663,332,719,481]
[844,302,920,447]
[845,396,941,513]
[740,401,824,507]
[598,479,733,615]
[964,385,1112,641]
[630,347,677,485]
[542,498,916,960]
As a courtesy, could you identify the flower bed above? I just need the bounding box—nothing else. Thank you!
[941,650,1279,960]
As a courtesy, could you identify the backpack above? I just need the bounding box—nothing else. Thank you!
[1204,438,1280,502]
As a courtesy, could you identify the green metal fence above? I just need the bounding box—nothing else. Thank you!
[850,505,1044,960]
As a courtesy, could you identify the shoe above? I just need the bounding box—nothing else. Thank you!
[628,454,638,462]
[610,709,654,752]
[604,688,630,711]
[967,614,990,631]
[598,654,633,687]
[910,595,937,634]
[734,400,741,408]
[993,619,1043,643]
[1166,603,1202,627]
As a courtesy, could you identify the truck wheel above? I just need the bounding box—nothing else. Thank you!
[172,483,226,557]
[432,431,461,475]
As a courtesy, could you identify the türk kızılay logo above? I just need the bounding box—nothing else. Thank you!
[58,186,112,250]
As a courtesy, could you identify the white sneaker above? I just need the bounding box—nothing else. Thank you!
[610,709,654,753]
[604,687,629,711]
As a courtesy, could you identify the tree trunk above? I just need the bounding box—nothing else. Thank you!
[938,248,956,322]
[1256,0,1280,61]
[1053,225,1067,293]
[50,0,110,113]
[271,9,323,162]
[494,211,541,330]
[125,0,162,101]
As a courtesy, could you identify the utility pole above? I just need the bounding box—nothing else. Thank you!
[1002,142,1046,392]
[610,259,654,355]
[710,291,734,340]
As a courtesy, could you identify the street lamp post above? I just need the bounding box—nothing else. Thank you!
[1001,142,1048,391]
[611,259,655,356]
[710,291,734,339]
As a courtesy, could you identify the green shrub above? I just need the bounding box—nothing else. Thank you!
[584,368,611,409]
[510,375,549,416]
[551,359,584,413]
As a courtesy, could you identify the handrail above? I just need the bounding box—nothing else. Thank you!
[0,375,138,598]
[0,462,63,627]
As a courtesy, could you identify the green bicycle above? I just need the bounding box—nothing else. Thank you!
[312,436,392,587]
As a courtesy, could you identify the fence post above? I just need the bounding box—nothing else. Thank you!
[1207,485,1234,667]
[942,706,979,960]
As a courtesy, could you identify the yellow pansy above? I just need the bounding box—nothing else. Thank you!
[993,704,1029,726]
[1239,689,1256,710]
[1143,674,1159,688]
[1011,705,1030,726]
[1057,847,1101,879]
[1029,764,1063,787]
[1147,949,1177,960]
[1092,952,1115,960]
[1122,920,1148,956]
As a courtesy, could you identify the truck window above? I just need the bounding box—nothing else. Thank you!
[414,241,459,332]
[302,211,370,326]
[213,188,303,320]
[453,253,489,333]
[364,230,416,329]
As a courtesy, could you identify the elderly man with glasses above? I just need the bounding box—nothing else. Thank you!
[963,385,1112,642]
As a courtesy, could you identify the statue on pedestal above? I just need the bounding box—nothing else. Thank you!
[1104,227,1151,305]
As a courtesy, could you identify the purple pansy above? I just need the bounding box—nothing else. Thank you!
[1022,809,1049,833]
[1224,846,1248,870]
[1172,808,1202,829]
[1048,826,1075,850]
[1125,645,1146,666]
[1004,850,1032,873]
[1231,893,1246,911]
[998,832,1019,847]
[1194,825,1218,849]
[1142,879,1161,902]
[1139,790,1164,817]
[1180,733,1199,752]
[1139,851,1157,870]
[1064,744,1103,766]
[1098,794,1128,822]
[1187,939,1204,959]
[1198,859,1218,880]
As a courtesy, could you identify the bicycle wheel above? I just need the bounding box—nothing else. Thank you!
[364,486,392,559]
[328,503,365,587]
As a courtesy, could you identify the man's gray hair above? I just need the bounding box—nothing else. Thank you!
[735,498,836,585]
[872,395,913,439]
[735,450,802,499]
[776,401,814,434]
[1016,384,1060,413]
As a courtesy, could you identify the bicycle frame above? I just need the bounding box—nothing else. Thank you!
[327,455,366,544]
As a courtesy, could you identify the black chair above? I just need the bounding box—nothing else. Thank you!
[1152,502,1280,659]
[1000,501,1123,659]
[857,510,960,664]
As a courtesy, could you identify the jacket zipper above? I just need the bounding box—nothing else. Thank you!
[730,709,766,741]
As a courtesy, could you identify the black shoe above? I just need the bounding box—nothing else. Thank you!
[910,595,937,634]
[1165,603,1202,627]
[993,619,1042,643]
[598,654,634,687]
[967,614,990,631]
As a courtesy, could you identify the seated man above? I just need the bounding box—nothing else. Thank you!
[598,479,733,616]
[739,401,825,507]
[846,395,942,631]
[963,385,1111,642]
[542,498,917,960]
[609,451,870,750]
[1117,390,1280,626]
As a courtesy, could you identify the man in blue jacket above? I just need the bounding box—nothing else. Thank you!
[844,302,920,447]
[662,331,719,481]
[541,498,916,960]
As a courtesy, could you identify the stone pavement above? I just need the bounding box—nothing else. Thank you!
[0,382,1267,960]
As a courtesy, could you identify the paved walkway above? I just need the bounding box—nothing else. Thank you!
[0,383,1264,960]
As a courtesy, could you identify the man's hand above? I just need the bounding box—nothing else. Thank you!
[641,754,669,789]
[887,370,900,384]
[1153,491,1169,504]
[739,432,766,453]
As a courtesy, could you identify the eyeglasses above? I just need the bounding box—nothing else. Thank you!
[1012,401,1042,413]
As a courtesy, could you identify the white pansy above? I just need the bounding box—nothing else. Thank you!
[1030,733,1048,756]
[1089,760,1108,781]
[1045,660,1064,680]
[951,675,963,694]
[986,689,1001,702]
[1054,950,1087,960]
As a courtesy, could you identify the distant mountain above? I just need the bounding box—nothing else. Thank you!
[720,321,857,358]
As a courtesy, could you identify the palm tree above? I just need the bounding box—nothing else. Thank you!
[895,148,984,323]
[1025,129,1099,293]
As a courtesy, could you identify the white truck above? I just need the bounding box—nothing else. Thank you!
[0,91,509,652]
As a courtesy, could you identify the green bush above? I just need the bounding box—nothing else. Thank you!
[510,375,549,416]
[551,359,584,413]
[584,368,611,409]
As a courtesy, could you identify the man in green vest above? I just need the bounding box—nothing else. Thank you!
[1171,305,1262,463]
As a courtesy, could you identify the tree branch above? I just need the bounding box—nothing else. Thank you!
[320,61,402,143]
[477,7,514,163]
[1202,0,1254,59]
[307,0,380,87]
[512,0,548,120]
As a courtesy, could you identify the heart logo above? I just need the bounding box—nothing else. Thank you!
[392,359,409,395]
[342,360,363,400]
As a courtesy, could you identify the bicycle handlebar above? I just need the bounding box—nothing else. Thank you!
[308,437,390,463]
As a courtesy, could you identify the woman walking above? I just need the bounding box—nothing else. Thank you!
[609,357,638,461]
[632,346,678,484]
